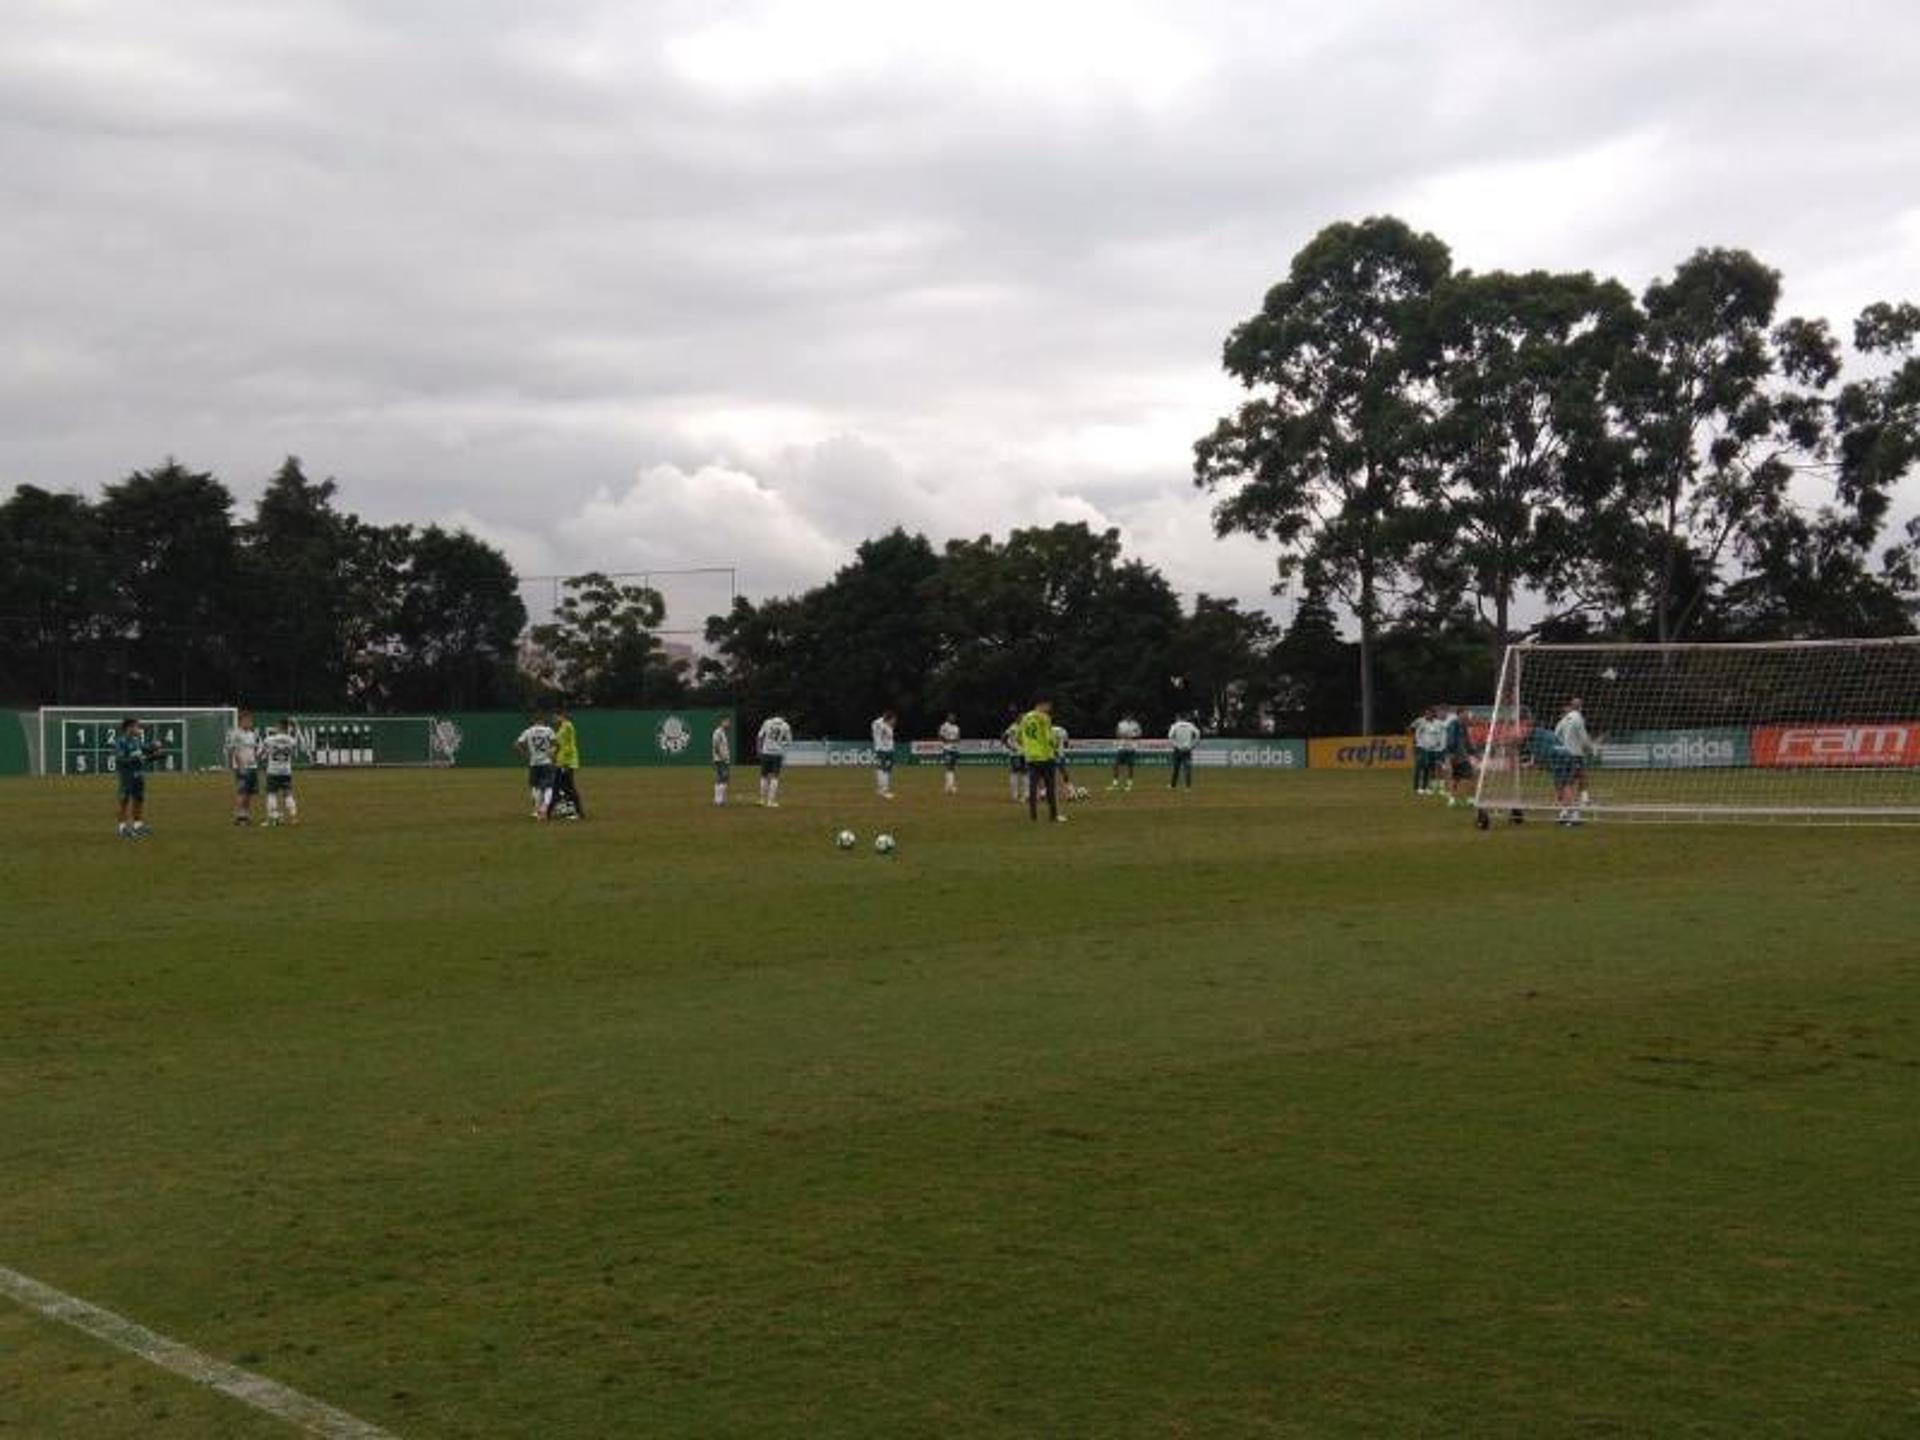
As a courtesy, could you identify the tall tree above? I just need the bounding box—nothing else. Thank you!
[1173,595,1277,732]
[0,486,110,704]
[1595,248,1841,642]
[96,460,243,702]
[1195,216,1453,734]
[529,572,686,706]
[1429,269,1637,657]
[369,526,526,710]
[239,457,366,708]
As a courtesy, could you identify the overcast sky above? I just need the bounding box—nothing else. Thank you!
[4,0,1917,627]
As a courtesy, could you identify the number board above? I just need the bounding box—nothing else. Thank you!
[62,720,185,775]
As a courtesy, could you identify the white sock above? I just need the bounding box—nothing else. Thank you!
[285,796,298,819]
[266,797,279,821]
[769,778,780,804]
[714,784,726,805]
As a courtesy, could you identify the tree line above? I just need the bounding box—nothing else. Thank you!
[1195,217,1920,734]
[3,217,1913,735]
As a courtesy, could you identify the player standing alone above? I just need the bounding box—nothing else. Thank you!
[757,713,792,807]
[1443,706,1474,807]
[261,718,300,826]
[938,714,961,795]
[871,709,897,800]
[1168,714,1200,789]
[226,708,262,826]
[1552,697,1598,826]
[1111,714,1141,791]
[514,710,557,818]
[711,716,732,806]
[113,717,160,839]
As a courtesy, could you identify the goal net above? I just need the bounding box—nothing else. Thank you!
[1472,638,1920,825]
[35,706,237,776]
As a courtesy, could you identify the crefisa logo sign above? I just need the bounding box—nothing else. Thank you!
[1308,735,1413,770]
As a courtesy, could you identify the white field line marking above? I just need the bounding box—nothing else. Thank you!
[0,1264,398,1439]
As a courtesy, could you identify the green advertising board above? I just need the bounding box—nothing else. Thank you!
[439,708,736,768]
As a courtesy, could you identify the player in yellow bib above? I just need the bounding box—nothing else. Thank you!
[547,708,584,819]
[1017,700,1064,823]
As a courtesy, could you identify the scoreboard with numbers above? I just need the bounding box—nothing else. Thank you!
[61,720,186,775]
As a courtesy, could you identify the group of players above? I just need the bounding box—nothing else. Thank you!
[1411,697,1599,826]
[107,709,301,838]
[686,703,1209,824]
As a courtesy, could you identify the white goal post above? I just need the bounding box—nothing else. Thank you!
[1471,637,1920,826]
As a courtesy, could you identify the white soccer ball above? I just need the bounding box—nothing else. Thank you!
[835,829,857,850]
[1071,785,1089,801]
[874,833,897,855]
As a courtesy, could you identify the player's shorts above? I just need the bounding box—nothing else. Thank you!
[266,772,294,794]
[1451,756,1475,781]
[1548,754,1580,787]
[1009,754,1027,774]
[117,773,146,802]
[713,760,731,782]
[941,747,959,769]
[1115,747,1137,766]
[233,769,259,796]
[760,754,785,777]
[528,763,555,789]
[875,754,894,773]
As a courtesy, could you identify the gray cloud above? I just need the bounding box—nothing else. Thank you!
[3,0,1916,622]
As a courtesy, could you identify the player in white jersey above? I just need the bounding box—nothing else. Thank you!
[711,717,732,806]
[937,714,961,794]
[225,708,262,826]
[1168,715,1200,790]
[756,714,792,807]
[871,710,897,799]
[513,712,558,818]
[1552,697,1598,825]
[1051,723,1072,796]
[1001,711,1026,803]
[1412,707,1448,796]
[1110,715,1142,791]
[260,718,300,826]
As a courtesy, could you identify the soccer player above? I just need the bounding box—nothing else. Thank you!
[226,708,262,825]
[756,713,792,807]
[1018,699,1064,822]
[112,717,161,838]
[711,716,732,807]
[1412,705,1447,796]
[1168,714,1200,789]
[937,713,961,795]
[514,710,557,819]
[1552,697,1598,826]
[261,718,300,826]
[871,709,897,800]
[1111,714,1142,790]
[1001,709,1026,803]
[1443,706,1475,807]
[1051,719,1072,797]
[548,706,584,819]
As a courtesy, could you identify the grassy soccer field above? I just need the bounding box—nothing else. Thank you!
[2,766,1917,1437]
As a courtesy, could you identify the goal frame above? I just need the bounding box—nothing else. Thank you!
[1472,637,1920,827]
[35,704,239,778]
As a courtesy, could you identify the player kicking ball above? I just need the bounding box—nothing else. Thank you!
[261,718,300,826]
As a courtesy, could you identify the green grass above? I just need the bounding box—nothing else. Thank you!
[2,766,1917,1437]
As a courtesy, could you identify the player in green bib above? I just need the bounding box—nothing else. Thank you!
[548,708,584,819]
[1018,700,1064,823]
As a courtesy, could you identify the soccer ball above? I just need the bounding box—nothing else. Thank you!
[874,833,897,855]
[834,829,857,850]
[1070,785,1089,801]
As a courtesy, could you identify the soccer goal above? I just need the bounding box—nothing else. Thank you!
[287,715,457,768]
[34,705,237,776]
[1472,638,1920,826]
